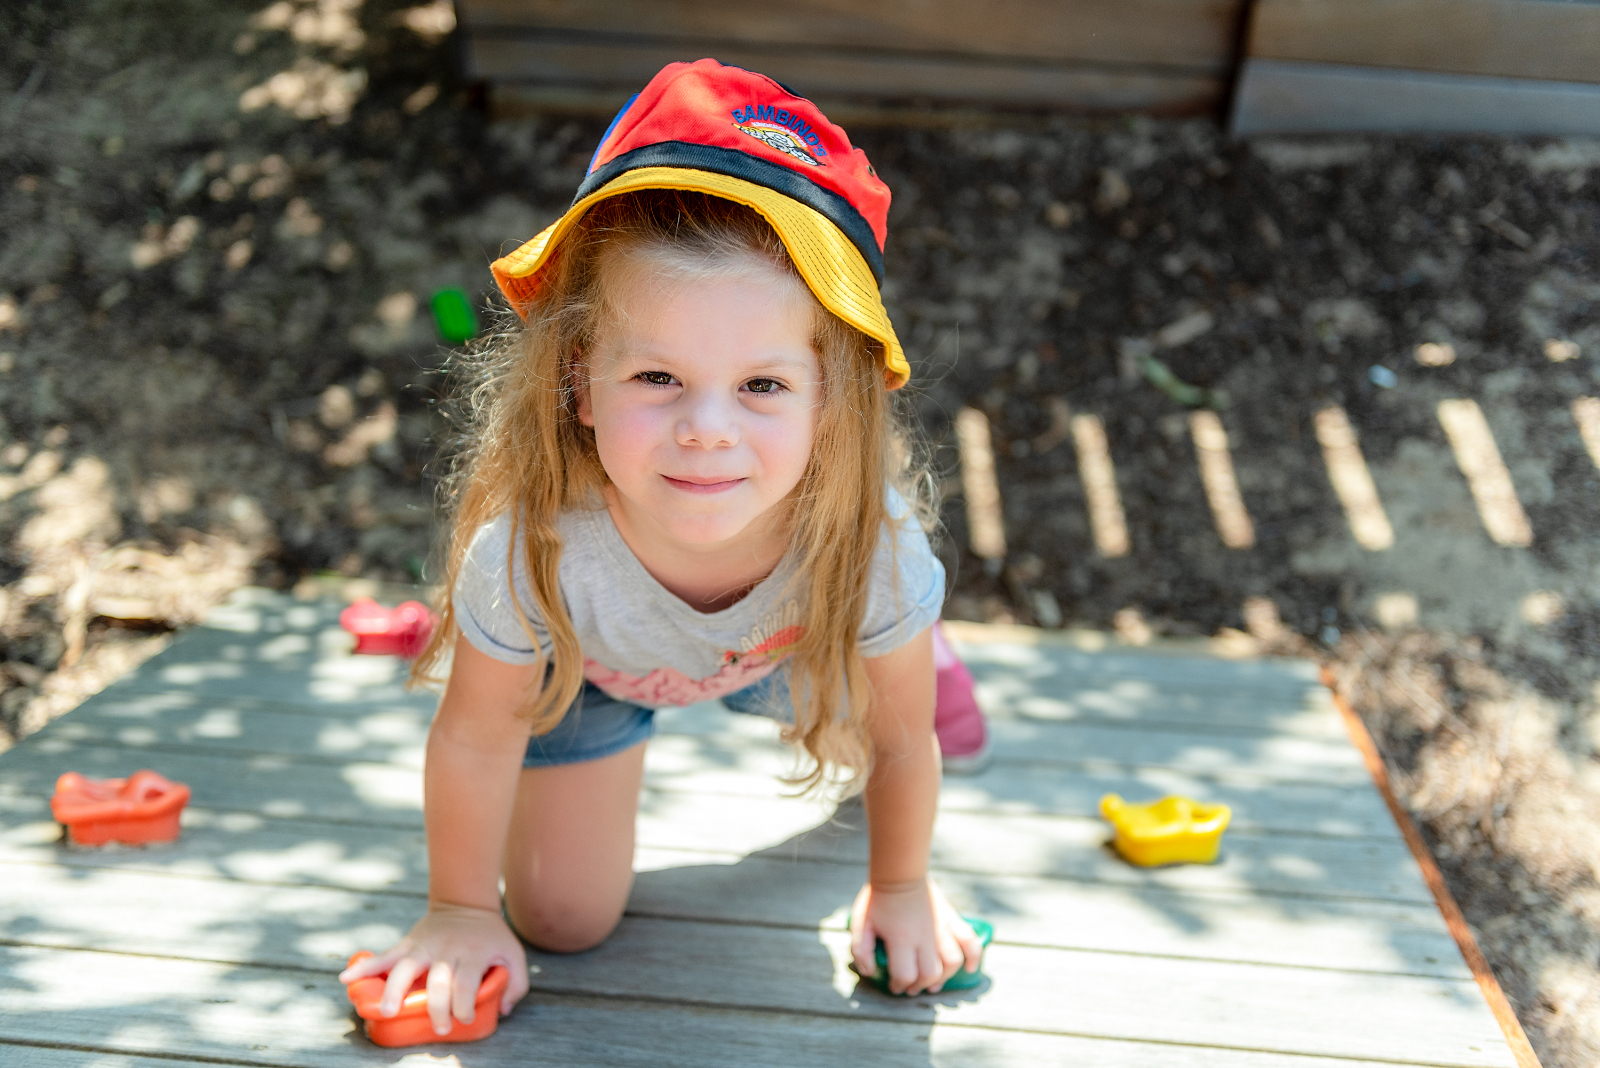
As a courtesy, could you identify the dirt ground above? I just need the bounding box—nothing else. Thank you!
[3,1,1599,1063]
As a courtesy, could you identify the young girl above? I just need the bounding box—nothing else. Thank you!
[339,58,990,1036]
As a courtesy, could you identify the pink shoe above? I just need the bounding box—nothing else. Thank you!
[932,621,992,775]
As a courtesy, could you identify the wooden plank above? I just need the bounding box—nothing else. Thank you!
[657,701,1370,784]
[0,764,1433,908]
[0,947,1442,1068]
[943,625,1324,688]
[35,695,1390,833]
[61,685,434,726]
[0,803,432,894]
[969,676,1349,739]
[166,590,1323,692]
[83,651,1352,744]
[32,686,1374,785]
[1247,0,1600,85]
[122,597,1324,713]
[458,0,1244,71]
[467,38,1224,113]
[0,1050,240,1068]
[653,732,1396,835]
[108,625,431,711]
[1230,57,1600,136]
[520,919,1516,1066]
[0,854,1467,977]
[83,647,1347,742]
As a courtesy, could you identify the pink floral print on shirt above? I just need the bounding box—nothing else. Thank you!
[582,603,803,707]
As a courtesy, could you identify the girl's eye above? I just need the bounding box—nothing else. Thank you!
[745,378,785,394]
[637,371,676,387]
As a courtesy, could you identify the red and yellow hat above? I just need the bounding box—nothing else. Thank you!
[490,59,909,388]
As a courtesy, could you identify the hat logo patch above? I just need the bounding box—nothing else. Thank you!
[730,105,826,166]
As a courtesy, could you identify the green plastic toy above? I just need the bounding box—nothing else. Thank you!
[856,917,993,995]
[431,288,479,344]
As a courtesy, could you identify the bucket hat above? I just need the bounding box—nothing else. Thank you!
[490,58,908,388]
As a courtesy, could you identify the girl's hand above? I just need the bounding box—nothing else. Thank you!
[337,902,529,1034]
[849,878,983,995]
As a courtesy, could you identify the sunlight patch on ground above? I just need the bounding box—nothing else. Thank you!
[341,762,423,809]
[189,708,244,739]
[1573,396,1600,470]
[1520,591,1566,626]
[257,633,312,661]
[1266,854,1328,881]
[955,406,1006,562]
[314,713,427,762]
[297,923,405,962]
[223,840,407,888]
[1313,406,1395,551]
[1189,411,1255,550]
[1374,592,1420,630]
[1070,411,1130,557]
[153,662,247,686]
[1437,399,1534,548]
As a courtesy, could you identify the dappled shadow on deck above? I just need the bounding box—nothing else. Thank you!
[0,590,1515,1066]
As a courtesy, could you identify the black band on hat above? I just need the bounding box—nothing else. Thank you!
[574,142,885,286]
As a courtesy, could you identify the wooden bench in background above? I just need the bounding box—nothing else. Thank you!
[456,0,1600,135]
[456,0,1250,119]
[1230,0,1600,135]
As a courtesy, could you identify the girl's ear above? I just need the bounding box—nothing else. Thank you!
[574,352,595,427]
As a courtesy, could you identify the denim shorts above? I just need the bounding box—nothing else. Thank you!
[521,668,793,768]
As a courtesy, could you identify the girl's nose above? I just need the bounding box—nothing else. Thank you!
[675,391,739,449]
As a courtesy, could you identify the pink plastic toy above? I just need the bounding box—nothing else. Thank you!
[51,770,191,846]
[339,598,435,658]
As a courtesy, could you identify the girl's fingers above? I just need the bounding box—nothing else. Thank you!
[450,963,484,1028]
[850,921,878,978]
[916,945,946,996]
[848,884,875,977]
[378,957,425,1018]
[887,942,920,996]
[935,929,964,989]
[954,920,984,973]
[425,959,456,1035]
[939,910,981,973]
[338,947,400,984]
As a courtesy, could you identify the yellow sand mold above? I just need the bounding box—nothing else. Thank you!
[1099,794,1232,867]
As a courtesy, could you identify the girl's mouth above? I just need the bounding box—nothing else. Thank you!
[663,475,745,494]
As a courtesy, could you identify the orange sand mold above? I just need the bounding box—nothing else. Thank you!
[345,950,508,1048]
[50,770,191,846]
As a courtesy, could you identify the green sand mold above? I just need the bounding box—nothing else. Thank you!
[855,917,993,996]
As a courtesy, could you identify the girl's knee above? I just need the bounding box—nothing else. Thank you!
[505,890,626,954]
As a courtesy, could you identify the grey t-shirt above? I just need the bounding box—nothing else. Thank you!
[453,491,944,709]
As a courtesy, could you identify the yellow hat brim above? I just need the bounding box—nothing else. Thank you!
[490,167,909,389]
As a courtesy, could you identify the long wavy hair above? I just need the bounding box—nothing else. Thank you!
[413,190,933,793]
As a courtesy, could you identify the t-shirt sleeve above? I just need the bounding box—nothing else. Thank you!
[451,512,552,665]
[857,490,946,658]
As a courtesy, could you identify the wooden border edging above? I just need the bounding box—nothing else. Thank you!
[1320,667,1542,1068]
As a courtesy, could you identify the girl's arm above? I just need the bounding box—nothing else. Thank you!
[851,625,985,995]
[338,635,537,1033]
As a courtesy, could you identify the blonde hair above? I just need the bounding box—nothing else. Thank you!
[414,190,933,793]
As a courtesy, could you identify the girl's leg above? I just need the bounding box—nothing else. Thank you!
[502,739,647,953]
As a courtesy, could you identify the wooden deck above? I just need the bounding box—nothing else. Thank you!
[0,588,1519,1067]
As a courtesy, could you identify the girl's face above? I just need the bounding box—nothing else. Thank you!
[577,258,822,550]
